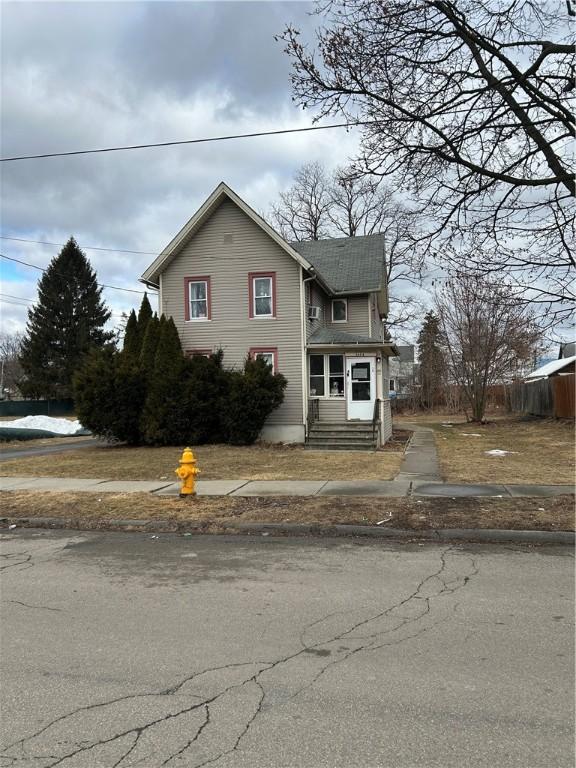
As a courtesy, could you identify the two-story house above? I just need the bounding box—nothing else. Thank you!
[140,182,398,449]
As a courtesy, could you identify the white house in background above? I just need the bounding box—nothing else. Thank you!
[525,356,576,381]
[140,182,399,449]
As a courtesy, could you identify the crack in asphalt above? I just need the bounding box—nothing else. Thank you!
[0,551,34,572]
[1,546,479,767]
[6,601,63,613]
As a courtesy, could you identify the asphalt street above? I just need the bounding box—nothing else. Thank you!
[0,530,573,768]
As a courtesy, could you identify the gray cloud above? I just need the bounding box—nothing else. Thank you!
[0,1,365,334]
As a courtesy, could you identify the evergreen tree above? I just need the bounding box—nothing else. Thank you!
[139,314,160,380]
[417,311,445,409]
[136,294,153,344]
[19,237,113,399]
[141,317,186,444]
[223,356,287,445]
[122,310,139,359]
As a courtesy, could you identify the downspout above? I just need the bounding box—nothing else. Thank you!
[301,271,317,438]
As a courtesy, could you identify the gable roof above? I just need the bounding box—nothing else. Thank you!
[140,182,314,287]
[396,345,415,363]
[291,234,385,294]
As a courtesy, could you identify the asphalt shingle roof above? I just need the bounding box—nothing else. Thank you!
[308,328,385,346]
[291,233,385,294]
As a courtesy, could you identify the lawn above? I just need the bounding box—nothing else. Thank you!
[397,414,575,485]
[0,442,404,481]
[1,491,573,532]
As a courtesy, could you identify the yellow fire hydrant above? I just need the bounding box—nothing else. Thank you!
[175,447,201,497]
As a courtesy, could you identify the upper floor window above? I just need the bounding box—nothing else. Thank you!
[249,272,276,318]
[184,276,211,321]
[332,298,347,323]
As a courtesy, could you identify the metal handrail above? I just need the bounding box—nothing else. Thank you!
[307,398,319,438]
[372,398,381,443]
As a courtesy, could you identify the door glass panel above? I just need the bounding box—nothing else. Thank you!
[352,382,371,401]
[351,362,370,381]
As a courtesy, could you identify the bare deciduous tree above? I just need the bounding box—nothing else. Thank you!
[270,162,332,241]
[436,274,541,422]
[280,0,575,317]
[270,162,425,333]
[0,332,24,398]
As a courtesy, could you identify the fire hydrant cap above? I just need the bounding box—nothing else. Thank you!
[179,447,196,465]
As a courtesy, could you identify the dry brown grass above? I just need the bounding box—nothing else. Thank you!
[0,436,95,451]
[0,442,403,481]
[397,415,575,485]
[1,491,573,531]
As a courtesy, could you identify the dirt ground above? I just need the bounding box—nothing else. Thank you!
[0,440,405,481]
[1,491,573,532]
[396,414,575,485]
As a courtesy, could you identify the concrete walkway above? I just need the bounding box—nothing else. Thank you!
[395,423,441,482]
[0,475,573,498]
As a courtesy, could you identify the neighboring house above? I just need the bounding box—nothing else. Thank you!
[388,345,418,400]
[140,182,398,449]
[525,356,576,381]
[559,341,576,359]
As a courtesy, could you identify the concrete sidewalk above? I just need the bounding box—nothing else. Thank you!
[0,475,573,498]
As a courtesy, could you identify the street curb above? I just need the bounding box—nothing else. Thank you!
[0,516,573,545]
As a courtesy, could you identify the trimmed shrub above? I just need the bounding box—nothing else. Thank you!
[222,356,287,445]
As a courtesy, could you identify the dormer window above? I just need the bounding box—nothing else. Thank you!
[332,298,347,323]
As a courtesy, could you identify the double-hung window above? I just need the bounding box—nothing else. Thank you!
[309,354,345,398]
[250,347,278,373]
[185,277,211,321]
[249,272,276,318]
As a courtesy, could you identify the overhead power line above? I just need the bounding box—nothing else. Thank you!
[0,122,368,162]
[0,253,154,295]
[0,235,158,256]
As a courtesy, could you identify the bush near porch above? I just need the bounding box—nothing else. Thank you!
[74,310,286,446]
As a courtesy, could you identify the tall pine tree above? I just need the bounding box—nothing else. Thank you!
[19,237,113,399]
[417,311,445,409]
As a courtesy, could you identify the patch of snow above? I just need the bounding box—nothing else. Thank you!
[484,449,518,457]
[1,416,85,435]
[460,433,482,437]
[441,423,453,427]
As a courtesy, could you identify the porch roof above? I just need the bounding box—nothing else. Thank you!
[307,327,398,355]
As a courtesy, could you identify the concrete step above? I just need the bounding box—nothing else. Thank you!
[308,430,376,441]
[309,423,374,432]
[305,440,377,451]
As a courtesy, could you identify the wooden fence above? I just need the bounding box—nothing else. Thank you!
[506,375,574,419]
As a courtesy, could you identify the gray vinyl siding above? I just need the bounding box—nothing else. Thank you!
[318,399,346,422]
[381,399,392,443]
[325,294,370,336]
[306,284,371,339]
[161,198,304,427]
[370,294,383,341]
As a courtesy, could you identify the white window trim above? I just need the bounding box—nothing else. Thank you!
[331,298,348,323]
[187,279,209,322]
[253,276,273,318]
[255,350,276,370]
[309,353,346,399]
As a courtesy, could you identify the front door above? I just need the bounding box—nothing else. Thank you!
[346,357,376,420]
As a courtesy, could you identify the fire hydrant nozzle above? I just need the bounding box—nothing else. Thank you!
[175,447,200,497]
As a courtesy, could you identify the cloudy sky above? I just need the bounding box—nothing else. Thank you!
[1,1,365,337]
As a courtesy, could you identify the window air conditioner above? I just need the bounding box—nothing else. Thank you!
[308,306,321,320]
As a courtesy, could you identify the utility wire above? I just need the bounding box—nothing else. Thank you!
[0,253,153,295]
[0,122,367,162]
[0,235,159,256]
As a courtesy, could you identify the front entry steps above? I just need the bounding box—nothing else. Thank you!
[305,422,378,451]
